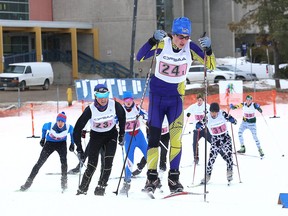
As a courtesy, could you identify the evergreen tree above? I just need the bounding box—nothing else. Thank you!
[229,0,288,88]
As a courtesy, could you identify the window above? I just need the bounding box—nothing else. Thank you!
[0,0,29,20]
[156,0,173,31]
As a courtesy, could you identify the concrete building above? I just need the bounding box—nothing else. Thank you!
[0,0,255,81]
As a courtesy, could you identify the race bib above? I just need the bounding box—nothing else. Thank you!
[159,61,187,77]
[211,124,227,135]
[125,120,140,131]
[244,113,255,119]
[195,114,204,121]
[93,119,113,129]
[161,126,168,134]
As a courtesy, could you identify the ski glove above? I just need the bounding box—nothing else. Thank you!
[77,148,85,162]
[196,121,203,129]
[228,115,237,125]
[40,138,45,147]
[69,143,75,152]
[153,30,167,42]
[81,130,87,138]
[229,104,236,110]
[118,134,124,146]
[198,36,211,49]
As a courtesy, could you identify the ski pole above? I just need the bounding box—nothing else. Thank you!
[201,31,209,201]
[230,123,242,183]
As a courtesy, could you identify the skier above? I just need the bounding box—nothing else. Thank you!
[20,112,75,191]
[230,94,264,157]
[74,84,126,196]
[200,102,237,184]
[185,93,211,164]
[136,16,216,193]
[119,91,148,194]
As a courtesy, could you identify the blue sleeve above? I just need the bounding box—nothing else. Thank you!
[69,125,75,144]
[42,122,51,139]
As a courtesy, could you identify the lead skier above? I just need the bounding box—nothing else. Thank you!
[136,16,216,193]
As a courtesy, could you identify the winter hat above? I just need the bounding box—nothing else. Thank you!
[209,102,220,112]
[246,95,253,100]
[172,17,192,36]
[57,112,67,123]
[123,91,133,100]
[94,84,109,98]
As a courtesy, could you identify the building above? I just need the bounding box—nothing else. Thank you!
[0,0,256,82]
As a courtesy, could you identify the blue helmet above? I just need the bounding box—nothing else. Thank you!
[172,17,192,36]
[94,84,109,98]
[123,91,133,100]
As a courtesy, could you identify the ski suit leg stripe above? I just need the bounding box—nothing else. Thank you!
[168,95,184,170]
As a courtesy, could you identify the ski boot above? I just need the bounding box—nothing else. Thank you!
[61,176,67,190]
[194,156,199,165]
[94,181,107,196]
[120,180,131,194]
[76,189,87,195]
[258,148,264,157]
[143,170,162,193]
[201,174,211,184]
[68,165,80,174]
[227,170,233,182]
[132,168,142,177]
[237,145,246,154]
[20,178,33,191]
[168,169,184,193]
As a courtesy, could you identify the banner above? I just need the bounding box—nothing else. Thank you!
[219,80,243,105]
[75,78,148,101]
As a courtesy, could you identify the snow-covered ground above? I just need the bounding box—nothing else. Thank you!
[1,99,288,216]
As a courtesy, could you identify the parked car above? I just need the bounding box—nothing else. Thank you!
[186,65,236,84]
[217,65,258,81]
[0,62,54,91]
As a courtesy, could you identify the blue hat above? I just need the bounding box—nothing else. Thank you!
[56,112,67,123]
[123,91,133,99]
[172,17,192,36]
[94,84,110,98]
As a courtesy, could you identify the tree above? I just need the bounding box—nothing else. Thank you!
[228,0,288,88]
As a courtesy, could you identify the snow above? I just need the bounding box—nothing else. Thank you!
[1,99,288,216]
[1,56,288,215]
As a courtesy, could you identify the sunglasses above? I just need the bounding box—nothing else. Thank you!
[176,34,190,40]
[124,98,133,103]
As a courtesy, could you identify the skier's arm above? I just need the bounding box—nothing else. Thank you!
[189,41,216,70]
[254,103,263,113]
[115,101,126,136]
[73,106,91,152]
[136,39,164,61]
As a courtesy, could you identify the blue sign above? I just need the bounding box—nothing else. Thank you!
[75,78,149,101]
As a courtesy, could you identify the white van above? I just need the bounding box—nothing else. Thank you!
[0,62,54,91]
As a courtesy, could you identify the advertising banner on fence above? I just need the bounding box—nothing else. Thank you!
[219,80,243,105]
[75,78,148,101]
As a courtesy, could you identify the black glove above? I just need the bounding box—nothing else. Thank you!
[40,138,45,147]
[81,130,87,138]
[77,150,85,162]
[69,143,75,152]
[118,134,124,146]
[187,113,191,117]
